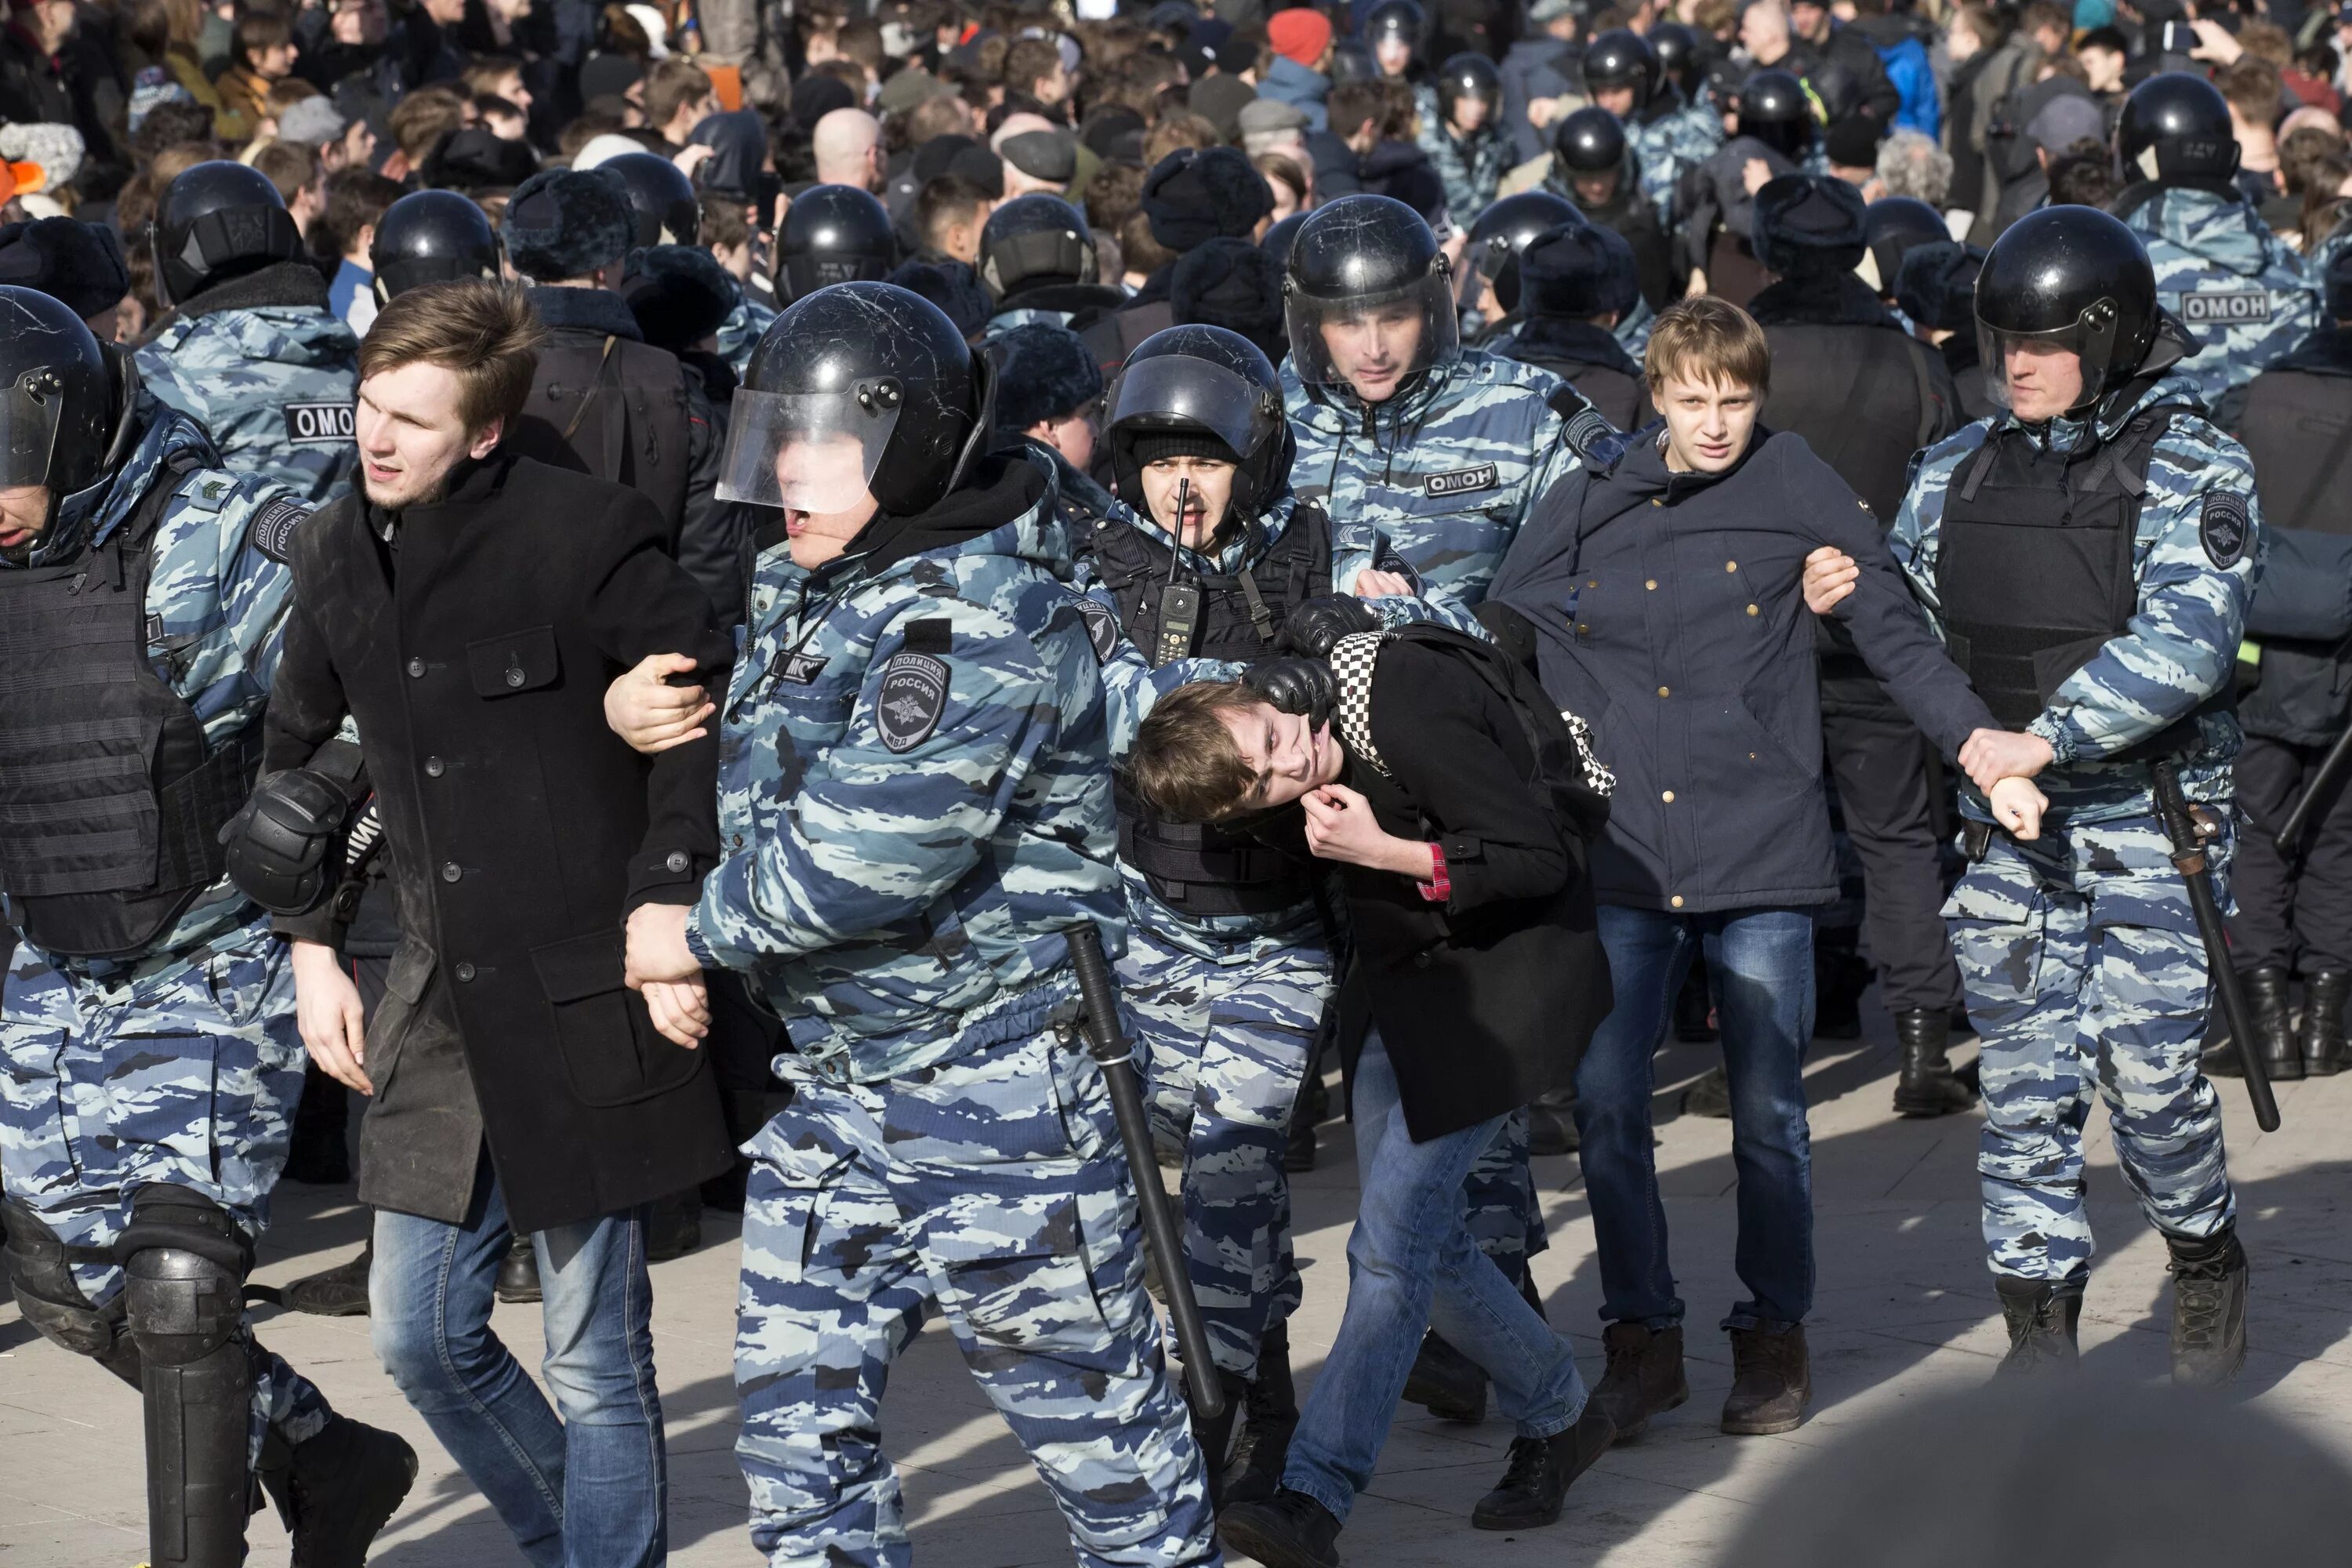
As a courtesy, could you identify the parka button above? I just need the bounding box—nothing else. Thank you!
[1657,685,1670,698]
[1670,895,1685,909]
[456,962,477,982]
[1748,604,1759,616]
[424,757,445,777]
[406,657,425,678]
[1662,790,1675,803]
[1645,579,1657,590]
[441,862,462,883]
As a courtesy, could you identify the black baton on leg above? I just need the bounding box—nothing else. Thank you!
[2274,724,2352,862]
[2153,760,2281,1132]
[1066,922,1227,1419]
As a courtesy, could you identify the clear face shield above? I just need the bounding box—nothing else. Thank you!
[1105,357,1283,466]
[715,381,904,512]
[1284,271,1461,398]
[1976,297,2118,417]
[0,366,67,493]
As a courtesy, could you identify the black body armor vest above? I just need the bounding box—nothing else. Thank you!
[1937,406,2207,739]
[2236,368,2352,535]
[1086,504,1330,916]
[0,461,256,958]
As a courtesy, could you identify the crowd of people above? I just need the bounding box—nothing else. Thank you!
[0,0,2348,1563]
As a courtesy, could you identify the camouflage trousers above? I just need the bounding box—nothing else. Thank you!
[0,916,336,1454]
[1945,815,2238,1283]
[1121,924,1331,1381]
[734,1022,1220,1568]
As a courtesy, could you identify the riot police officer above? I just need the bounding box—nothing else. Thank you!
[1456,189,1584,344]
[619,281,1221,1566]
[978,191,1127,340]
[1417,53,1508,223]
[603,149,703,248]
[0,285,414,1566]
[1501,221,1656,431]
[135,161,360,504]
[1545,106,1676,311]
[1581,28,1722,226]
[2111,73,2315,405]
[1364,0,1426,82]
[773,182,898,303]
[369,187,503,303]
[1861,196,1950,310]
[1808,205,2261,1382]
[1675,70,1816,307]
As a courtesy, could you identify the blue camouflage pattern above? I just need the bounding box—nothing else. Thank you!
[1414,83,1508,226]
[1947,818,2237,1280]
[1629,98,1724,227]
[0,924,335,1460]
[1461,1110,1547,1277]
[685,448,1127,1083]
[717,292,779,377]
[2118,187,2316,406]
[733,1023,1218,1567]
[134,303,360,504]
[1888,375,2263,824]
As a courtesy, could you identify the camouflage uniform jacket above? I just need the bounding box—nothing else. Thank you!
[1888,372,2263,824]
[1,407,303,962]
[684,448,1126,1083]
[716,292,778,378]
[135,265,361,506]
[1629,92,1725,226]
[2114,183,2316,407]
[1414,83,1508,224]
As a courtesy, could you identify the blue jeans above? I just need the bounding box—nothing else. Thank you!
[372,1159,666,1568]
[1283,1028,1587,1523]
[1573,905,1816,1331]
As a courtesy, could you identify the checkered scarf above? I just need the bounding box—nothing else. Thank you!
[1327,630,1389,778]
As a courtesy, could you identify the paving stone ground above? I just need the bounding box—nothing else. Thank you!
[2,1001,2347,1566]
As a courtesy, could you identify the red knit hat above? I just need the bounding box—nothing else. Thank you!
[1268,8,1334,67]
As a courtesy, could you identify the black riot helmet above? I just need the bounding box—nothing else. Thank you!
[1461,191,1586,314]
[1435,52,1504,125]
[1106,324,1294,523]
[1363,0,1426,67]
[1862,196,1950,300]
[1260,210,1308,269]
[1649,21,1700,97]
[2118,71,2240,185]
[0,286,119,503]
[979,193,1095,296]
[369,191,501,303]
[603,151,702,246]
[1737,70,1815,161]
[151,160,305,309]
[1582,29,1660,111]
[1553,105,1631,187]
[1283,194,1460,390]
[1327,37,1381,83]
[721,281,993,517]
[1973,205,2161,416]
[776,184,898,303]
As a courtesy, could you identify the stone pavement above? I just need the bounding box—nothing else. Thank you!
[2,1006,2347,1566]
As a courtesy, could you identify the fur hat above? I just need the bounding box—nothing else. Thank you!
[1751,173,1868,278]
[504,166,638,281]
[0,217,129,319]
[1143,146,1274,254]
[885,257,993,341]
[988,320,1105,437]
[620,245,741,351]
[1519,222,1640,322]
[1893,241,1987,334]
[1171,235,1287,364]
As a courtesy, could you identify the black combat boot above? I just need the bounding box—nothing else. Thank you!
[1189,1367,1250,1510]
[1892,1008,1976,1118]
[1681,1063,1731,1119]
[1993,1276,2082,1376]
[256,1413,419,1567]
[283,1244,372,1317]
[2300,970,2348,1076]
[1720,1326,1810,1435]
[1469,1405,1616,1530]
[2168,1229,2249,1387]
[1403,1330,1487,1423]
[1225,1321,1299,1508]
[1589,1323,1689,1442]
[1221,1488,1341,1568]
[2212,966,2298,1081]
[495,1232,541,1305]
[1526,1087,1578,1156]
[646,1189,703,1262]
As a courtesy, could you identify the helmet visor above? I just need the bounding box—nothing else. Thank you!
[1104,356,1281,459]
[1974,306,2120,416]
[715,385,903,511]
[0,368,67,492]
[1284,273,1461,394]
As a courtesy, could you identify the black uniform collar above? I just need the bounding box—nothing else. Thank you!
[179,259,334,318]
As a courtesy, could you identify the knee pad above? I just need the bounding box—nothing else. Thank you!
[118,1185,253,1366]
[1,1197,138,1378]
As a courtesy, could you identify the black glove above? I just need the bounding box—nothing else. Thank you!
[1242,656,1338,729]
[1276,595,1381,658]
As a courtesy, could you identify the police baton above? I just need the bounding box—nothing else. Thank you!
[2273,723,2352,862]
[2153,761,2281,1132]
[1065,921,1227,1419]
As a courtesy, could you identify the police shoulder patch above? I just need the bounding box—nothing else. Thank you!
[249,497,312,563]
[876,650,951,753]
[2200,489,2249,569]
[1076,597,1120,664]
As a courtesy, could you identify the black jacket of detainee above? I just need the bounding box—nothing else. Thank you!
[263,448,735,1230]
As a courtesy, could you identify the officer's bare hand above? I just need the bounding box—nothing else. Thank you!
[640,978,710,1048]
[606,653,713,754]
[625,899,702,989]
[1960,728,2056,792]
[1355,569,1414,599]
[1988,775,2048,842]
[290,939,374,1097]
[1802,546,1859,614]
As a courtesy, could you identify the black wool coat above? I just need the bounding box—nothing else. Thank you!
[1338,635,1611,1143]
[264,450,735,1231]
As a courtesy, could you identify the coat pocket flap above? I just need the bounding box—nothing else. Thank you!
[530,930,626,1004]
[466,625,561,698]
[385,936,437,1004]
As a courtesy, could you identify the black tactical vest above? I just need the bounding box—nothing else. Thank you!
[0,460,257,958]
[1086,504,1330,916]
[508,335,692,548]
[2236,368,2352,535]
[1937,406,2199,735]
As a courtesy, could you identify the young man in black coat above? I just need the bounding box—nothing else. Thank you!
[1127,619,1619,1568]
[260,280,735,1566]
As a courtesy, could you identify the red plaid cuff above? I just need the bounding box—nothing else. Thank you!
[1417,843,1450,902]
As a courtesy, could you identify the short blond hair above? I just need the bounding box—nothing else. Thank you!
[1125,681,1268,824]
[358,281,545,434]
[1645,295,1771,395]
